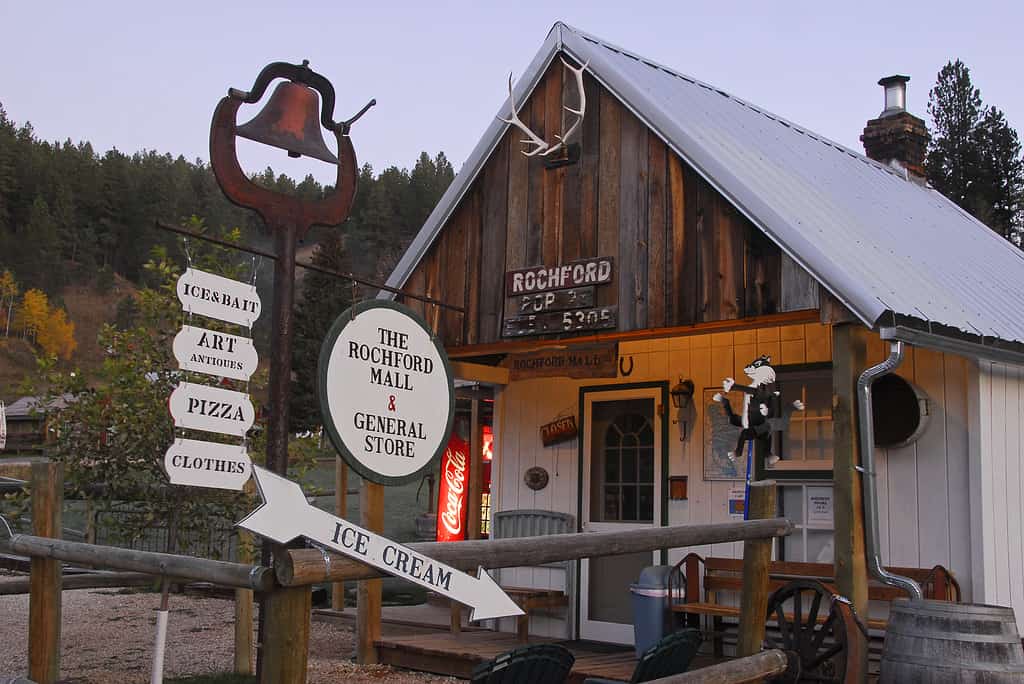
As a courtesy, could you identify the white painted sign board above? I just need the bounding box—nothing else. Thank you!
[239,466,522,620]
[318,301,454,485]
[806,486,834,527]
[173,325,258,381]
[169,382,255,437]
[164,438,252,490]
[176,268,262,327]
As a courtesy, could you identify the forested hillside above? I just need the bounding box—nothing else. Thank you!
[0,100,454,406]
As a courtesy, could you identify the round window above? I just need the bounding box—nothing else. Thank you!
[871,374,929,448]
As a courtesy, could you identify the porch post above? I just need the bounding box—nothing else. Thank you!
[831,322,869,681]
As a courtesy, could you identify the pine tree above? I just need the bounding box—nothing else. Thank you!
[972,107,1024,244]
[926,60,1024,247]
[290,229,354,431]
[926,60,982,208]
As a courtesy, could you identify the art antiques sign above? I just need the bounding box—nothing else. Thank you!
[176,268,262,327]
[173,325,258,381]
[165,267,258,491]
[504,343,618,380]
[318,300,454,485]
[239,466,522,620]
[502,256,616,338]
[435,434,470,543]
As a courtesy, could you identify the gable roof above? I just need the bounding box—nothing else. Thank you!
[384,22,1024,354]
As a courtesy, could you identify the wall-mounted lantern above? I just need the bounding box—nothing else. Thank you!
[670,378,695,442]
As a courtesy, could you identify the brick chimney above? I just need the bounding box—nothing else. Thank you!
[860,75,929,182]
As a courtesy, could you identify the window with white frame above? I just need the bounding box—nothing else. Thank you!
[768,366,833,471]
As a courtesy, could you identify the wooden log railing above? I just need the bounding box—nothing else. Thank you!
[649,649,793,683]
[0,533,276,592]
[278,517,794,586]
[7,475,791,684]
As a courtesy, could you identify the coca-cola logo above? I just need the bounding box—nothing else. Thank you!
[440,447,467,536]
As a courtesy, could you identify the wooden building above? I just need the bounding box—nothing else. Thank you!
[383,23,1024,642]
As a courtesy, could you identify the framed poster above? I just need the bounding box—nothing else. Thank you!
[702,387,747,480]
[806,486,834,527]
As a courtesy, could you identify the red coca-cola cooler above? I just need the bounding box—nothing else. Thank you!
[436,426,493,541]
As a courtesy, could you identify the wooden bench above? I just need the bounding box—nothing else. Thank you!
[491,509,576,641]
[448,510,575,640]
[668,554,961,654]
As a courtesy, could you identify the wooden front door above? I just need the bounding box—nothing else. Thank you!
[580,387,663,643]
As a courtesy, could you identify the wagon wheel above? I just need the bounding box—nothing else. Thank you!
[765,579,866,683]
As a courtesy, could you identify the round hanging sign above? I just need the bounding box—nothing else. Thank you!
[318,300,454,486]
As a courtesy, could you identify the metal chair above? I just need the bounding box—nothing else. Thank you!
[470,643,575,684]
[583,628,703,683]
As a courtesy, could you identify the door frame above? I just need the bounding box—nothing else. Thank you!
[576,381,669,641]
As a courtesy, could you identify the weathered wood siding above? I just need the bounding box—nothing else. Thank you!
[490,325,980,638]
[969,360,1024,630]
[399,57,816,348]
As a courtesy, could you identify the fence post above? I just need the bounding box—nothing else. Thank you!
[737,479,776,657]
[356,481,384,664]
[259,585,311,684]
[332,457,348,610]
[234,531,255,674]
[29,461,62,684]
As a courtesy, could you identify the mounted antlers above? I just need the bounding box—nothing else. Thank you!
[499,57,589,158]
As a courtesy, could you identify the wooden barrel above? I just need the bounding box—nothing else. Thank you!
[881,599,1024,682]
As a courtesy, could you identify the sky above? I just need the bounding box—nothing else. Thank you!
[2,1,1022,185]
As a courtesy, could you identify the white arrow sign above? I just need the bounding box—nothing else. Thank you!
[176,268,262,327]
[173,325,258,381]
[169,382,255,437]
[164,438,252,490]
[238,466,523,621]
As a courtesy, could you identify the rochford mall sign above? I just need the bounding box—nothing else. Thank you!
[318,300,454,485]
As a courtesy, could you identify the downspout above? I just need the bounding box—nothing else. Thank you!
[856,340,924,600]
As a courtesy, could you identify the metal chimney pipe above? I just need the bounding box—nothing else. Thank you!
[856,340,924,600]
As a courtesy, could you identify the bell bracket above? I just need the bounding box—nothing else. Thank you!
[210,60,374,238]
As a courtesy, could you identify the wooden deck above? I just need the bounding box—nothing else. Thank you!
[376,630,719,682]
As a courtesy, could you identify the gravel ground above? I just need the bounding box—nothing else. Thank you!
[0,588,458,683]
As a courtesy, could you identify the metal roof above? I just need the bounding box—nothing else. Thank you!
[384,22,1024,348]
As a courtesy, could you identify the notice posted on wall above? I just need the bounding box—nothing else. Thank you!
[806,486,834,527]
[728,485,745,518]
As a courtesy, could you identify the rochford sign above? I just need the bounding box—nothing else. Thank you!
[318,301,454,485]
[239,466,523,620]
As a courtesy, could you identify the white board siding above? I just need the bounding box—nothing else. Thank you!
[488,325,978,639]
[970,361,1024,629]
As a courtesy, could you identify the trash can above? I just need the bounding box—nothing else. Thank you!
[630,565,675,656]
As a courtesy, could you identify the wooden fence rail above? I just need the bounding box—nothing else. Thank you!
[650,649,793,683]
[278,517,794,586]
[0,533,275,592]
